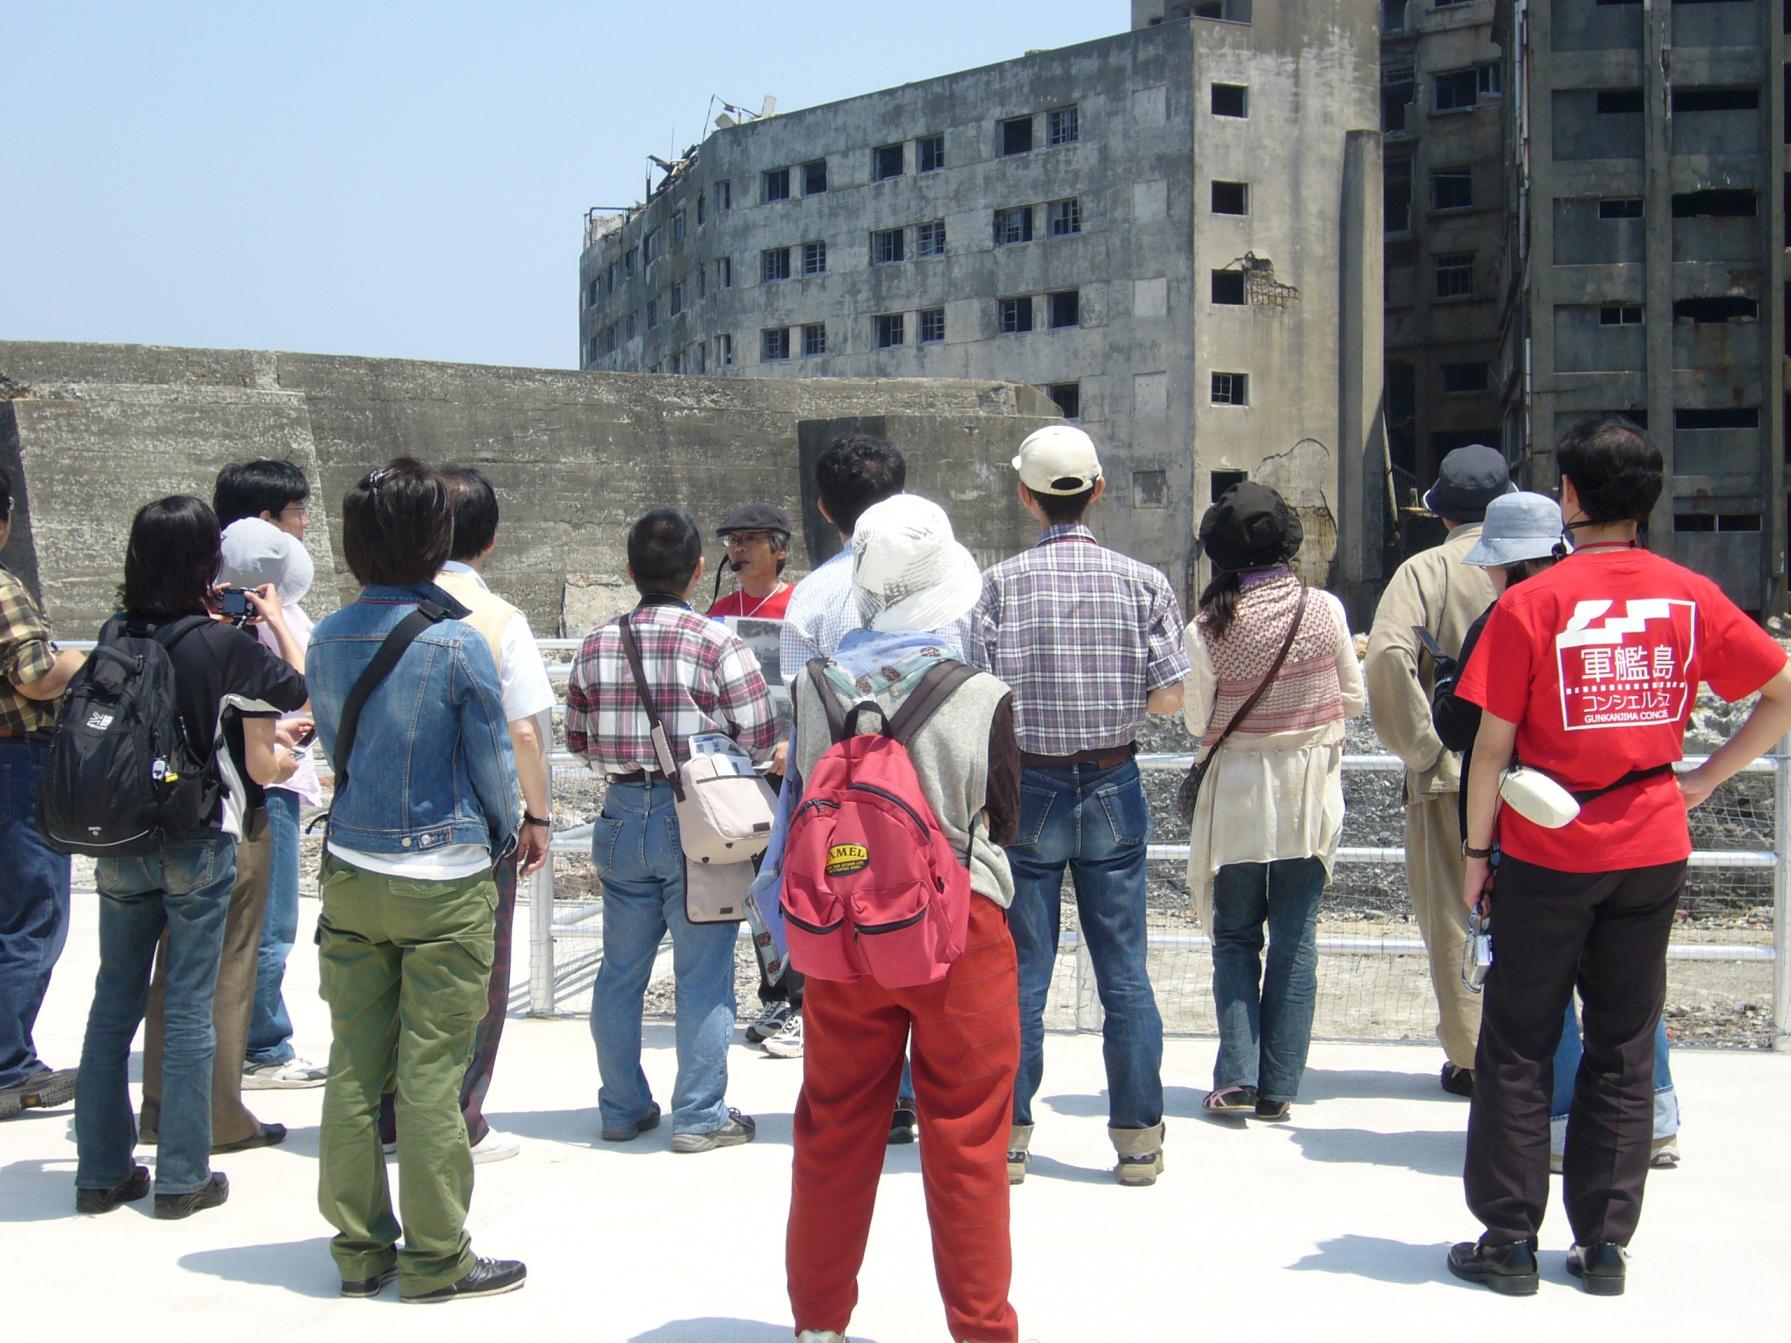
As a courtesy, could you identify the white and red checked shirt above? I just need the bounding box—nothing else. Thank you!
[566,597,778,778]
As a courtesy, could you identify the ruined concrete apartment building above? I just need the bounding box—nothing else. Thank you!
[577,1,1386,606]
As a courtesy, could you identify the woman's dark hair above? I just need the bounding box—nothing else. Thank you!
[124,496,222,618]
[1501,556,1554,589]
[1196,571,1244,641]
[816,433,906,536]
[441,465,500,561]
[1029,483,1098,525]
[342,458,453,586]
[1556,415,1661,526]
[212,459,310,528]
[628,507,702,593]
[0,464,13,521]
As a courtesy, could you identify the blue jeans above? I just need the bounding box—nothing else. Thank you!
[246,788,302,1065]
[0,739,72,1089]
[76,830,236,1195]
[1551,1000,1678,1137]
[1007,760,1163,1131]
[590,780,737,1136]
[1210,857,1326,1103]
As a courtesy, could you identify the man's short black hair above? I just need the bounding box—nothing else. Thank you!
[628,507,702,594]
[212,459,311,528]
[0,464,12,521]
[816,433,906,536]
[441,466,500,562]
[124,496,222,618]
[1557,415,1662,526]
[342,458,453,587]
[1025,482,1097,525]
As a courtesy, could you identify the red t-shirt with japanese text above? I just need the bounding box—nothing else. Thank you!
[1456,547,1786,872]
[707,584,793,622]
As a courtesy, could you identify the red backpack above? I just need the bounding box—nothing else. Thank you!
[782,658,980,988]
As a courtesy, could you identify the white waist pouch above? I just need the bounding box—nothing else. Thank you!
[1498,767,1580,829]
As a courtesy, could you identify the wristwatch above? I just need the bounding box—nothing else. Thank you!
[1461,840,1494,860]
[524,812,552,828]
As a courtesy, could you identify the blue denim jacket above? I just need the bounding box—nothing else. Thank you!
[308,583,520,857]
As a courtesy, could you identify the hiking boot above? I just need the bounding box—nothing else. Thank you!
[600,1102,661,1143]
[75,1164,151,1214]
[401,1257,527,1303]
[1111,1122,1164,1187]
[1441,1063,1474,1097]
[0,1066,78,1120]
[762,1012,805,1059]
[888,1097,917,1146]
[744,1000,793,1044]
[242,1056,328,1089]
[1007,1123,1033,1185]
[1566,1242,1627,1296]
[671,1109,756,1153]
[155,1172,230,1220]
[1446,1239,1539,1295]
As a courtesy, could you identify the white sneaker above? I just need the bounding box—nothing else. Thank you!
[242,1057,328,1089]
[470,1129,522,1164]
[744,1000,793,1044]
[762,1012,805,1059]
[797,1333,845,1342]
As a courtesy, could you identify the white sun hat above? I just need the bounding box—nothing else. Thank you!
[850,494,984,633]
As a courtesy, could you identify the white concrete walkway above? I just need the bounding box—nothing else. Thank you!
[4,894,1787,1342]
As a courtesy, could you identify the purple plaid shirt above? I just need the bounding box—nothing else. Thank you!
[566,599,778,777]
[970,523,1190,755]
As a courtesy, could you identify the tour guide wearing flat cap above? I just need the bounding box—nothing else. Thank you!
[1422,444,1514,523]
[1012,424,1103,495]
[716,502,794,537]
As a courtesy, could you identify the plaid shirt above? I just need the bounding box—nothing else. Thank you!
[566,598,778,777]
[971,523,1190,755]
[0,566,60,738]
[780,547,968,674]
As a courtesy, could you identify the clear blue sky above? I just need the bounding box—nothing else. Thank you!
[3,2,1118,370]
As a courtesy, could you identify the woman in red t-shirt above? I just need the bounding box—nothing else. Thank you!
[1445,418,1791,1298]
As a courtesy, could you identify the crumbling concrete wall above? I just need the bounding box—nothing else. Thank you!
[0,341,1063,635]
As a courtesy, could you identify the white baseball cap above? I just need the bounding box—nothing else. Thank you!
[1012,424,1103,495]
[851,494,983,633]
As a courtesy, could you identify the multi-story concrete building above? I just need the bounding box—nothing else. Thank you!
[1493,0,1789,611]
[577,2,1386,603]
[1379,0,1508,520]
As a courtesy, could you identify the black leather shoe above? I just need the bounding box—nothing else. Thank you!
[1567,1242,1627,1296]
[1446,1240,1539,1295]
[401,1257,527,1303]
[155,1172,229,1220]
[887,1097,917,1146]
[75,1164,151,1214]
[1440,1063,1474,1097]
[213,1122,287,1153]
[341,1266,399,1298]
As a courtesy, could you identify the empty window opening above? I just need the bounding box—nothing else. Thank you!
[802,241,827,276]
[1210,469,1248,501]
[1675,407,1761,430]
[1048,197,1082,236]
[994,206,1034,246]
[1596,89,1644,115]
[672,210,686,243]
[1211,270,1247,305]
[1601,304,1644,325]
[763,167,790,202]
[1048,290,1080,329]
[717,333,733,365]
[1434,252,1475,299]
[1046,382,1080,418]
[916,219,946,257]
[762,328,790,361]
[669,351,683,374]
[716,256,732,289]
[646,299,659,328]
[1211,180,1249,215]
[1599,198,1644,219]
[1001,116,1033,155]
[1211,83,1249,118]
[1211,372,1249,405]
[1047,105,1080,146]
[1676,512,1761,532]
[1670,189,1757,218]
[874,313,905,348]
[643,229,660,266]
[1672,88,1760,114]
[802,323,827,357]
[1430,166,1473,211]
[872,144,904,181]
[1673,295,1759,323]
[1385,157,1412,232]
[871,228,905,265]
[585,277,597,308]
[1441,361,1487,393]
[1434,64,1499,112]
[696,194,706,227]
[669,282,683,316]
[717,180,732,212]
[802,160,828,195]
[999,296,1035,334]
[761,247,791,283]
[918,307,945,344]
[917,134,945,173]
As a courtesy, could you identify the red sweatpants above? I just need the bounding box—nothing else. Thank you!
[786,895,1022,1343]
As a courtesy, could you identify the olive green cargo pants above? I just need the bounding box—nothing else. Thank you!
[316,856,496,1294]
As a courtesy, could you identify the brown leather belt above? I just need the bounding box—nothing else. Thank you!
[607,770,653,785]
[1020,744,1136,770]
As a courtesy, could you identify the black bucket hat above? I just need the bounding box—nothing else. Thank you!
[1199,481,1302,573]
[1422,444,1513,522]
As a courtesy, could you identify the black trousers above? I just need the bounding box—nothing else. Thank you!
[1465,854,1682,1248]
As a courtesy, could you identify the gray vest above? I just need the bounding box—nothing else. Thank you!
[794,664,1016,909]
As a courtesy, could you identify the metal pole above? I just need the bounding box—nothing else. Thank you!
[1774,733,1790,1052]
[528,856,557,1018]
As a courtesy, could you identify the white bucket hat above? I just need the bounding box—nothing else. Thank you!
[851,494,983,633]
[1463,491,1567,569]
[219,516,314,605]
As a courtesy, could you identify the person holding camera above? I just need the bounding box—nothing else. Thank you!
[1446,418,1791,1296]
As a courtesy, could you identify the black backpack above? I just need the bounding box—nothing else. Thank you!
[36,615,220,856]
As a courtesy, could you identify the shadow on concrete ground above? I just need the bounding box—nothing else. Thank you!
[179,1238,342,1298]
[1287,1234,1453,1286]
[1288,1125,1465,1178]
[631,1321,877,1343]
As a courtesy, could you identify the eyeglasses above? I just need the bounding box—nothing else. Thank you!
[725,531,773,549]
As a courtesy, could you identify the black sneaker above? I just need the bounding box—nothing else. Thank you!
[887,1097,918,1146]
[1446,1239,1539,1296]
[155,1172,230,1220]
[1567,1242,1627,1296]
[1253,1098,1292,1122]
[75,1164,151,1214]
[401,1257,527,1304]
[1441,1063,1474,1097]
[341,1266,399,1299]
[214,1122,287,1154]
[0,1067,78,1120]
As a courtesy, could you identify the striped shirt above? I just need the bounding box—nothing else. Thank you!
[970,523,1190,755]
[0,567,60,738]
[567,598,778,778]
